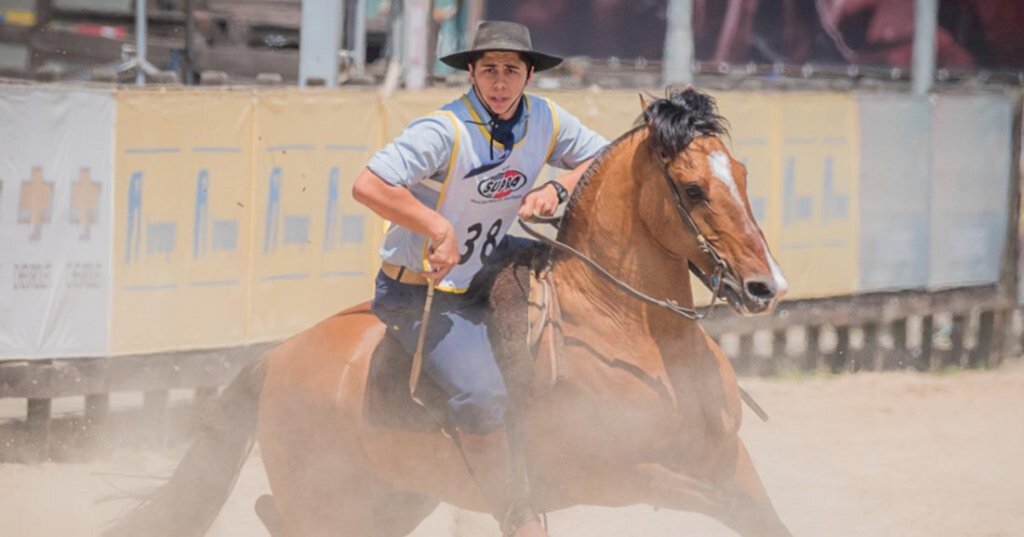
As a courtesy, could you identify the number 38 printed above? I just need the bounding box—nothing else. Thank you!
[459,219,503,265]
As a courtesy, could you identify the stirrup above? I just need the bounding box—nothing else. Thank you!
[500,500,541,536]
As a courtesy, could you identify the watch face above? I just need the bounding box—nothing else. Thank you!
[551,181,568,202]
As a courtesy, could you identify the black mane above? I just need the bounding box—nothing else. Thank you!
[640,87,728,157]
[556,87,728,239]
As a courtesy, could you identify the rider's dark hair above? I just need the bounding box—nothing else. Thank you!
[640,87,729,157]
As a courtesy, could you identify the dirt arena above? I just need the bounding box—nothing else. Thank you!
[2,359,1022,537]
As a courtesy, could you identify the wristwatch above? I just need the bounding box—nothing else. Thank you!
[547,181,569,204]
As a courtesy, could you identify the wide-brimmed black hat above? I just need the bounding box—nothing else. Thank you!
[440,20,563,72]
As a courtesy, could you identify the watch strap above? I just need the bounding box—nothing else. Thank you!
[548,181,569,203]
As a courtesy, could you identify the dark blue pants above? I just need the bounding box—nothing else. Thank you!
[371,271,508,434]
[370,237,537,434]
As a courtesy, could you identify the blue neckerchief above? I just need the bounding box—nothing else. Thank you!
[464,88,527,178]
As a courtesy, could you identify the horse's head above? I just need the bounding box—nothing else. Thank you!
[637,88,787,315]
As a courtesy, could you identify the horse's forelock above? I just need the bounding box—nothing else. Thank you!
[641,88,728,158]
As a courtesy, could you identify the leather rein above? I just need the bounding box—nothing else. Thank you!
[519,159,771,422]
[519,158,732,321]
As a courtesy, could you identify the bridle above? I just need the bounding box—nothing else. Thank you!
[519,153,733,321]
[518,148,773,422]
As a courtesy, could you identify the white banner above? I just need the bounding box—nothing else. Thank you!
[0,86,114,359]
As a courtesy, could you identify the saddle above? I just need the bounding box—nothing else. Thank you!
[364,241,565,433]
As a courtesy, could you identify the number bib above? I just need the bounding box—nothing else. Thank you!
[432,96,557,292]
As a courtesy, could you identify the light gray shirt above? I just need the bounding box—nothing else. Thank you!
[367,90,608,188]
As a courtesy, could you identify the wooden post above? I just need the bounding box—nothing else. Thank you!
[911,0,938,95]
[84,394,110,432]
[971,310,996,368]
[950,314,967,368]
[737,333,755,376]
[664,0,695,86]
[144,390,170,448]
[770,329,787,375]
[84,393,110,425]
[922,314,937,370]
[830,326,850,373]
[1019,309,1024,359]
[29,0,54,73]
[26,398,52,463]
[991,310,1010,368]
[804,325,822,371]
[997,97,1021,365]
[84,393,111,458]
[861,323,880,371]
[888,318,909,370]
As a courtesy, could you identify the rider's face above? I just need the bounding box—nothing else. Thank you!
[468,52,533,120]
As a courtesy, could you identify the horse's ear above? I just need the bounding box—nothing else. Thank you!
[638,93,649,113]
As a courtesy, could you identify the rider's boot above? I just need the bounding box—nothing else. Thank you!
[458,427,547,537]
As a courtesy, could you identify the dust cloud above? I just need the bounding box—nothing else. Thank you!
[1,361,1023,537]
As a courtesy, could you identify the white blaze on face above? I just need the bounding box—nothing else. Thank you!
[708,151,744,206]
[708,151,789,299]
[768,253,789,298]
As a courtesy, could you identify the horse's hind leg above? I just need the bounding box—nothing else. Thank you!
[637,439,791,537]
[253,489,437,537]
[255,494,286,537]
[260,401,380,536]
[371,491,440,537]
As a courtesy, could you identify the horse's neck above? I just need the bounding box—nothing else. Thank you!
[552,133,703,352]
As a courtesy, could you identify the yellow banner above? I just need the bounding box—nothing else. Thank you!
[381,88,456,139]
[112,90,253,354]
[106,87,862,355]
[532,89,805,303]
[774,93,859,298]
[249,89,385,341]
[529,89,858,300]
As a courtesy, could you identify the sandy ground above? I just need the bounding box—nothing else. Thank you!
[1,360,1023,537]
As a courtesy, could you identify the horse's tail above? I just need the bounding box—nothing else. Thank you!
[103,353,269,537]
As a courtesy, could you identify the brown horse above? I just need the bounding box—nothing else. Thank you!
[105,88,790,537]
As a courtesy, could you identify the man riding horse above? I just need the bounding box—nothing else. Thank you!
[351,20,608,537]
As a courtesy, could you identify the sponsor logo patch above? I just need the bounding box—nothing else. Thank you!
[477,170,527,199]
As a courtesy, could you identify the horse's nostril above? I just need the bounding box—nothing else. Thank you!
[745,280,775,300]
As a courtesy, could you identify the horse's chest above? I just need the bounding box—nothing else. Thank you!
[530,362,683,459]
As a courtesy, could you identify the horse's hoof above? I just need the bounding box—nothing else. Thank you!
[255,494,286,537]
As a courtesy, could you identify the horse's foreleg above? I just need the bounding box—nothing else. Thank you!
[255,494,286,537]
[370,491,440,537]
[637,440,791,537]
[720,439,791,537]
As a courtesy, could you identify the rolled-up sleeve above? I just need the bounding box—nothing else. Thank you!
[367,114,454,187]
[547,102,609,169]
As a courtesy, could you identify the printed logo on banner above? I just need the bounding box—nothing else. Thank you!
[10,173,52,291]
[18,167,54,241]
[783,157,812,228]
[820,157,848,223]
[264,167,310,254]
[323,166,365,251]
[125,171,176,263]
[70,168,101,240]
[193,169,239,259]
[784,156,850,229]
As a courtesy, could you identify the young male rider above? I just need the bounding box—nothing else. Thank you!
[352,20,608,537]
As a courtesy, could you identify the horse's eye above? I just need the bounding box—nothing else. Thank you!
[683,184,704,202]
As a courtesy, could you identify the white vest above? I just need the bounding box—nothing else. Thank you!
[381,94,559,293]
